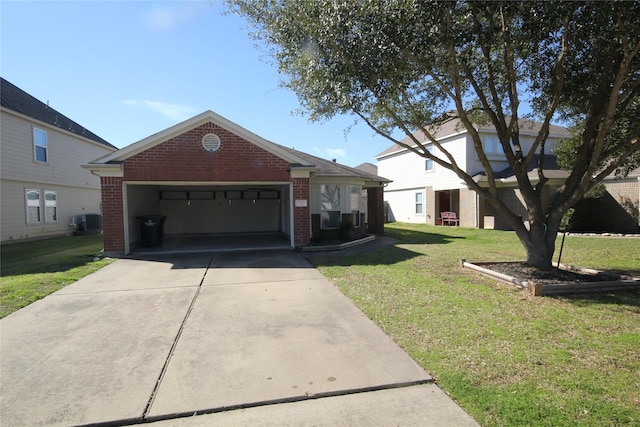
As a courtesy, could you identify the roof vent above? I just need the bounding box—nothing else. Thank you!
[202,134,221,152]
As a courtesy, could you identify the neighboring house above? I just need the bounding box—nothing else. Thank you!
[376,118,571,230]
[569,168,640,233]
[84,110,389,256]
[1,78,117,242]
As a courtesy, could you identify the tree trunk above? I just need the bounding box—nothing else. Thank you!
[521,223,556,270]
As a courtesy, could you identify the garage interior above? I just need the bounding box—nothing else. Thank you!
[126,183,293,254]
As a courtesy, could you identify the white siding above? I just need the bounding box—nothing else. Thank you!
[384,188,426,223]
[378,134,469,221]
[1,179,104,241]
[378,134,469,193]
[429,134,468,191]
[378,125,568,228]
[1,110,115,242]
[378,150,427,192]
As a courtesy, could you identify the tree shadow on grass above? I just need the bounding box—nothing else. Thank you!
[1,254,105,277]
[304,228,464,267]
[550,291,640,314]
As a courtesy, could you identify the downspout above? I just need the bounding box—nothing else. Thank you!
[476,192,480,228]
[123,182,130,255]
[289,182,295,248]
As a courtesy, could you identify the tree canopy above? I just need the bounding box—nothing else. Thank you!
[230,0,640,269]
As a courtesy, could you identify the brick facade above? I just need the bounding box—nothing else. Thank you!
[96,118,388,254]
[366,187,385,234]
[100,176,124,255]
[123,123,291,182]
[292,177,311,246]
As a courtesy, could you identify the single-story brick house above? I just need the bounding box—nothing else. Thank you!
[84,110,389,256]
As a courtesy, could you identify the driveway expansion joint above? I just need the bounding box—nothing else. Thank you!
[141,254,214,421]
[142,380,434,425]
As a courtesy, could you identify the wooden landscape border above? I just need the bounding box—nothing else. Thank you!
[461,260,640,296]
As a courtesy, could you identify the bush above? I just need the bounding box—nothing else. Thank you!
[337,221,353,241]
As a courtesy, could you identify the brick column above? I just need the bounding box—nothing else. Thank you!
[292,177,311,246]
[366,187,385,234]
[101,177,125,256]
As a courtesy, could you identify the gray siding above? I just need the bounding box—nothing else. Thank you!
[1,110,115,242]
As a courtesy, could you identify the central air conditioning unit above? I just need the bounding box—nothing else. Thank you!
[70,214,103,234]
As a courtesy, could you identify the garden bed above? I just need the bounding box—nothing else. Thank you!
[461,260,640,296]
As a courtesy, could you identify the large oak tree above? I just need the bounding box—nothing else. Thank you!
[230,0,640,269]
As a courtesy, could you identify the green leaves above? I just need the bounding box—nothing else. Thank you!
[230,0,640,266]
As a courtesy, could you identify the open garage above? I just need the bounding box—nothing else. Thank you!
[125,183,292,251]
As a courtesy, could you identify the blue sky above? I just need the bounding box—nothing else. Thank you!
[1,0,393,167]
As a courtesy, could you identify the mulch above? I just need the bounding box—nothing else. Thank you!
[481,262,614,285]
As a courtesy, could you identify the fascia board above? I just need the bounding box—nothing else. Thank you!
[376,130,468,160]
[81,163,123,177]
[290,166,320,178]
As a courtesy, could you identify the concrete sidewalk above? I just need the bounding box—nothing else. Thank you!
[0,251,478,426]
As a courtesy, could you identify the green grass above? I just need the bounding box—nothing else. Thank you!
[0,235,115,318]
[305,223,640,427]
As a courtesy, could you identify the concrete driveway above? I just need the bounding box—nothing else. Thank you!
[0,250,478,426]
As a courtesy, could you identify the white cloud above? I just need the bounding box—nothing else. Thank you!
[142,2,210,32]
[311,147,347,160]
[324,148,347,158]
[122,99,198,121]
[145,7,176,32]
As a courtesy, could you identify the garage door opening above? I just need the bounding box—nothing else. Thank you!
[125,183,293,254]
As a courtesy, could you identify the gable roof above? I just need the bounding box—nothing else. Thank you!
[471,155,570,185]
[0,77,116,149]
[87,110,389,184]
[277,145,390,184]
[355,162,378,176]
[376,117,570,159]
[90,110,313,166]
[85,110,390,183]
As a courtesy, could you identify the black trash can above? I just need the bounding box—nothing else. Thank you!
[136,215,166,247]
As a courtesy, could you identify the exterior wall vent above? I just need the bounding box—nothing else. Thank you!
[202,134,221,152]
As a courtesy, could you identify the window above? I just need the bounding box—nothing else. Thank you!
[484,137,504,155]
[34,128,48,162]
[320,184,340,229]
[26,189,41,224]
[44,191,58,222]
[350,185,362,228]
[425,145,434,171]
[415,192,423,214]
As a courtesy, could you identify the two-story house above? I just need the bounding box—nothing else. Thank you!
[1,78,117,242]
[376,118,571,230]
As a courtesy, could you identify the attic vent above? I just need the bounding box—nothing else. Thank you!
[202,134,221,152]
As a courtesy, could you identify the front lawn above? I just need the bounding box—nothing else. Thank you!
[305,223,640,427]
[0,235,114,318]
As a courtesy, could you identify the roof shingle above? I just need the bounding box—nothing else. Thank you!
[1,77,116,149]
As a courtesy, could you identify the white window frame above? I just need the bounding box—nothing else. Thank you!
[34,127,48,163]
[415,192,424,215]
[320,184,341,229]
[350,185,362,228]
[484,136,504,155]
[26,189,42,224]
[44,190,58,223]
[425,145,434,172]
